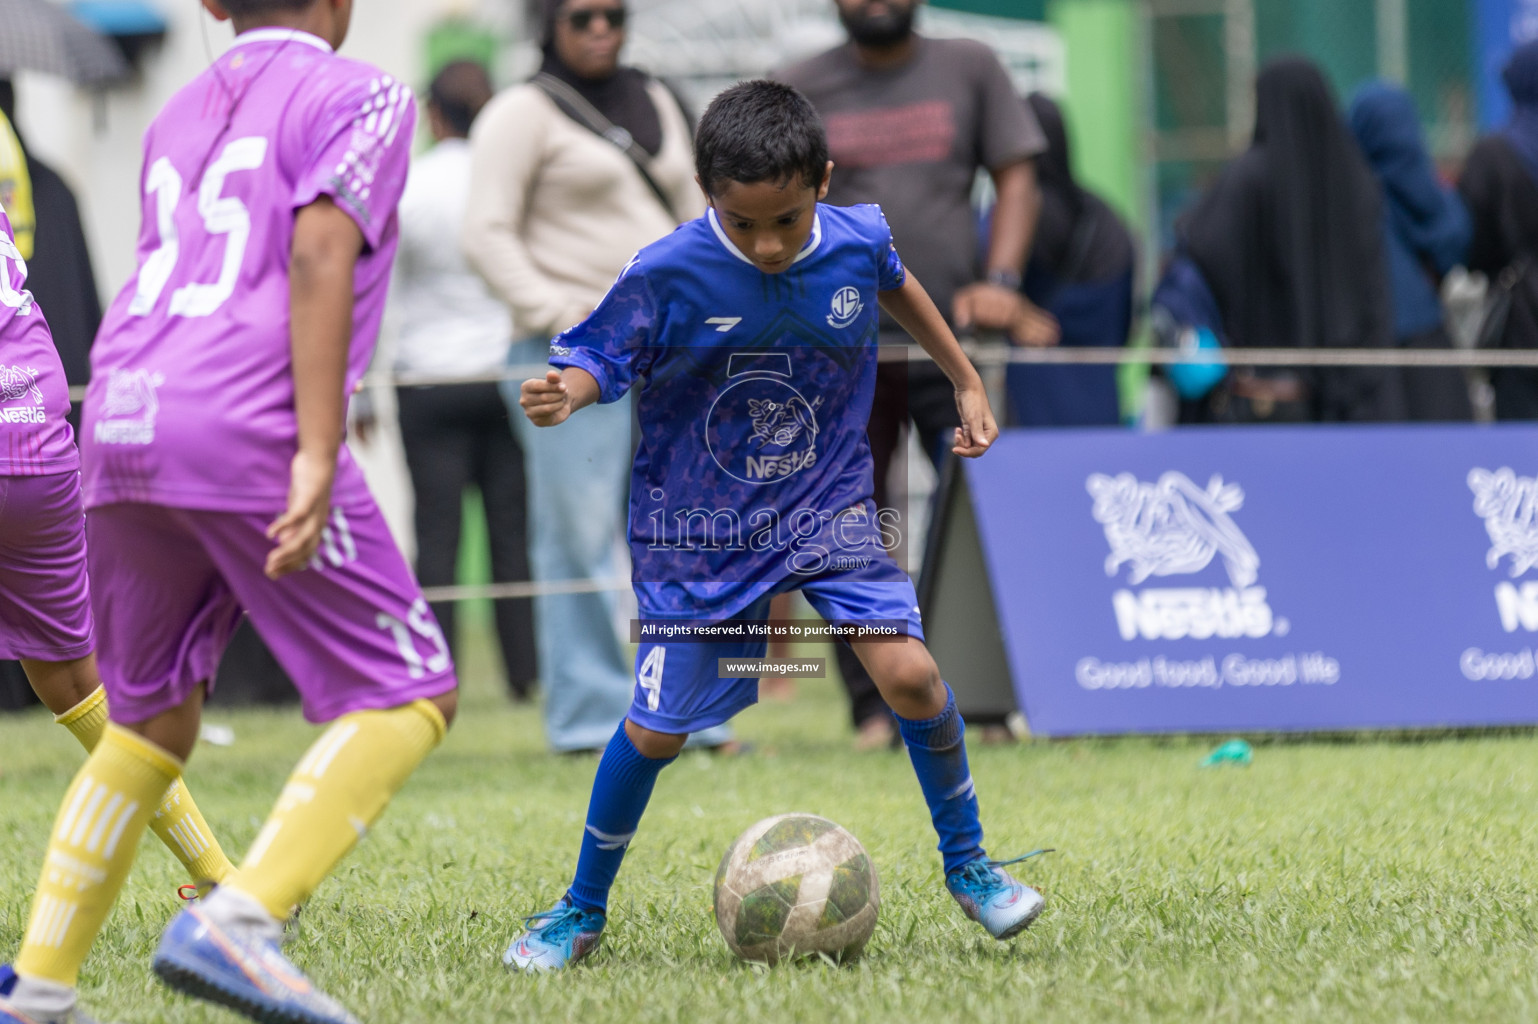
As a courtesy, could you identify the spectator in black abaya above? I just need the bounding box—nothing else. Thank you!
[1178,57,1399,423]
[0,81,100,392]
[1460,40,1538,419]
[1005,93,1135,427]
[1348,82,1473,422]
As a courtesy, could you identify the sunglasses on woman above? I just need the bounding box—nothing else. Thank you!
[566,6,627,31]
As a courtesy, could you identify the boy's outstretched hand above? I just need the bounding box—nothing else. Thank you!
[952,386,999,458]
[521,370,575,427]
[520,366,601,427]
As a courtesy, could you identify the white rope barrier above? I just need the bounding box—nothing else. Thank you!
[419,578,631,602]
[63,347,1538,402]
[58,344,1527,605]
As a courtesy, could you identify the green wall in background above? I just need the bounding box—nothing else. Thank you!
[1046,0,1147,419]
[1254,0,1377,97]
[931,0,1048,20]
[424,20,500,82]
[1048,0,1140,229]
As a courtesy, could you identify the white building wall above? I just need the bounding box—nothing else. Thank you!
[15,0,466,299]
[12,0,486,549]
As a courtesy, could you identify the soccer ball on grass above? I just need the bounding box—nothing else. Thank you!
[712,813,879,965]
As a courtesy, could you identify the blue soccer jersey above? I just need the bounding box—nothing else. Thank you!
[550,202,908,619]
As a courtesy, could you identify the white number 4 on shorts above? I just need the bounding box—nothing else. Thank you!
[637,647,665,712]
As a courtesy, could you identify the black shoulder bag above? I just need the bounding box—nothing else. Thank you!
[1474,257,1531,350]
[531,72,678,221]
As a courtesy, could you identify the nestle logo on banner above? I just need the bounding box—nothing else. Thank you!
[1470,467,1538,632]
[1087,471,1284,641]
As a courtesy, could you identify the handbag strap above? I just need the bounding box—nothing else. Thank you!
[532,72,678,222]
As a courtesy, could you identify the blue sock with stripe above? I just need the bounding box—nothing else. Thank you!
[566,722,676,913]
[896,686,986,875]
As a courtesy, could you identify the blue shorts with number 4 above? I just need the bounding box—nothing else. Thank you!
[629,567,926,735]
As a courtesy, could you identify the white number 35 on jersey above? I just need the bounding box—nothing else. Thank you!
[129,136,268,319]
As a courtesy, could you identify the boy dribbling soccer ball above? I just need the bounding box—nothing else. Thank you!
[505,80,1046,972]
[1,2,458,1022]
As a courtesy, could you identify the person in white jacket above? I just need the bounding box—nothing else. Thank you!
[463,0,730,751]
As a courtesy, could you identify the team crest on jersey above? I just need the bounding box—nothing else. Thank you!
[826,286,864,329]
[94,368,165,446]
[706,353,822,484]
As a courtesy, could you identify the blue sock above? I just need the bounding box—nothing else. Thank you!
[896,686,986,875]
[566,722,676,913]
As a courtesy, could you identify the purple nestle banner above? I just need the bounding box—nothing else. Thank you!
[966,424,1538,735]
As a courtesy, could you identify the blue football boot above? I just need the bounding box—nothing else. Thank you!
[0,967,107,1024]
[503,899,606,972]
[152,907,358,1024]
[945,851,1052,940]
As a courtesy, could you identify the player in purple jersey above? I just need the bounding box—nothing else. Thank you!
[504,82,1049,973]
[0,198,240,1024]
[0,2,458,1023]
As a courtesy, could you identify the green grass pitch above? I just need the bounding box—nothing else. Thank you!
[4,642,1538,1023]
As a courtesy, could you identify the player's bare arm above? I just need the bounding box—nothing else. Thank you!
[878,272,999,458]
[520,366,600,427]
[953,159,1058,345]
[267,196,362,579]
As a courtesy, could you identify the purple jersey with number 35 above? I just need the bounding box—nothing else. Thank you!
[0,201,76,476]
[82,28,415,512]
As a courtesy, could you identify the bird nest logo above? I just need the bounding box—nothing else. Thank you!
[0,365,45,425]
[0,365,42,405]
[93,368,165,446]
[1469,467,1538,633]
[1087,471,1281,641]
[706,353,822,485]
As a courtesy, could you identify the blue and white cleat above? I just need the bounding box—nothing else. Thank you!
[946,851,1052,940]
[503,899,606,972]
[152,907,358,1024]
[0,966,107,1024]
[0,1003,105,1024]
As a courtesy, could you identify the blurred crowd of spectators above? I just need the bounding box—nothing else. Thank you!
[8,0,1538,741]
[1155,41,1538,425]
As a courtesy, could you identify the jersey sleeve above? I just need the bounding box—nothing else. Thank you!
[293,71,417,252]
[549,256,658,403]
[871,206,908,292]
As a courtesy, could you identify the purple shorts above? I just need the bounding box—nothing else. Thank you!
[87,499,457,725]
[0,471,94,661]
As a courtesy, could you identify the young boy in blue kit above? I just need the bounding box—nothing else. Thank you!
[506,80,1045,970]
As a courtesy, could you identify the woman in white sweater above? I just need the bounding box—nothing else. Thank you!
[462,0,726,752]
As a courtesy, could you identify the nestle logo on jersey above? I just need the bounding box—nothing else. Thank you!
[93,368,164,446]
[706,354,823,486]
[0,406,44,424]
[746,448,817,481]
[1,365,43,406]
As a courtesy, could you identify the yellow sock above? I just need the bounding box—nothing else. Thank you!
[55,687,235,889]
[229,699,447,920]
[16,725,181,986]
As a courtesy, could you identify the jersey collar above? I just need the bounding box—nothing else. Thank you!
[228,28,333,53]
[707,208,824,268]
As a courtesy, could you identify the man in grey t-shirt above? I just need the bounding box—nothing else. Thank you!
[777,0,1052,745]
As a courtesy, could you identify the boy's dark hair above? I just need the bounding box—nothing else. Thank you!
[694,80,829,197]
[219,0,314,15]
[428,60,494,137]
